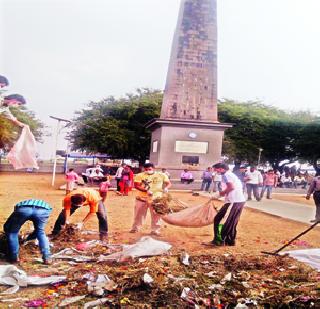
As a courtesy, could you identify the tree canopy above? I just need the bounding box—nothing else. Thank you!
[69,89,320,167]
[218,99,318,167]
[69,88,162,162]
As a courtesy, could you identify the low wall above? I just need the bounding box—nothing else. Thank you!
[0,163,88,174]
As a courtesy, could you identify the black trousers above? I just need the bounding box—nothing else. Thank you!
[52,201,108,236]
[314,191,320,220]
[213,202,245,245]
[116,178,121,191]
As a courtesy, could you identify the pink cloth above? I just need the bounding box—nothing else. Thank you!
[162,202,217,227]
[264,174,277,186]
[131,199,161,233]
[66,171,79,181]
[7,126,39,170]
[99,181,110,193]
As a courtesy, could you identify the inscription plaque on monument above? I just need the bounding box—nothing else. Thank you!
[175,141,208,154]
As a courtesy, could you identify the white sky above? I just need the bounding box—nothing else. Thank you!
[1,0,320,158]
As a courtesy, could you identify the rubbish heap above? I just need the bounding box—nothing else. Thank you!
[0,229,319,308]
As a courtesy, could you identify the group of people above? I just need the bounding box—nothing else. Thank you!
[114,164,134,196]
[2,162,170,264]
[3,161,251,264]
[4,158,320,265]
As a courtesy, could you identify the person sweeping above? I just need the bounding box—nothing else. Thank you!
[204,163,246,247]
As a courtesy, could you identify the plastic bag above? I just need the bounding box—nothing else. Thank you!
[162,200,217,227]
[99,236,172,262]
[7,126,39,170]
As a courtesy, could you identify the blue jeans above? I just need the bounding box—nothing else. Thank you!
[201,179,212,191]
[4,206,51,260]
[213,181,222,192]
[260,185,273,199]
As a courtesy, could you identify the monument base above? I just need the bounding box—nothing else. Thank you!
[146,119,232,179]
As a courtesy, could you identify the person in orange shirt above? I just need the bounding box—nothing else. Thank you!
[51,188,108,241]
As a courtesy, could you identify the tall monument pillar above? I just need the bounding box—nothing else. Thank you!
[147,0,231,177]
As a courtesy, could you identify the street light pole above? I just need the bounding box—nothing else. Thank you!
[50,116,71,187]
[258,148,263,167]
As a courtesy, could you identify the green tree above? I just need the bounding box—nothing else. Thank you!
[218,99,314,167]
[70,92,320,166]
[69,88,163,162]
[293,119,320,169]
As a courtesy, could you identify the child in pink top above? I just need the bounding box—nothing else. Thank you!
[260,170,278,199]
[65,168,79,195]
[99,174,111,202]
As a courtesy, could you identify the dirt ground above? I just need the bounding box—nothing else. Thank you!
[0,172,319,256]
[0,173,319,307]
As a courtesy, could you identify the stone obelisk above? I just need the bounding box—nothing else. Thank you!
[147,0,231,177]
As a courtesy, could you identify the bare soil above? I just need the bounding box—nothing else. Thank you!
[0,173,319,307]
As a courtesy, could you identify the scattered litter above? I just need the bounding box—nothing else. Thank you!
[143,273,153,284]
[24,299,46,307]
[220,272,232,284]
[59,295,86,307]
[83,298,110,309]
[98,236,172,263]
[0,285,20,295]
[281,248,320,271]
[181,287,196,304]
[75,240,101,251]
[0,265,66,293]
[0,297,29,303]
[180,252,190,266]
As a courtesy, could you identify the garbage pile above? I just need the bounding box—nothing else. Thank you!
[0,237,319,308]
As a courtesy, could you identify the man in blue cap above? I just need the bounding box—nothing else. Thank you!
[4,199,53,264]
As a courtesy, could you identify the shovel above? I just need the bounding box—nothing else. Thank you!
[261,221,319,256]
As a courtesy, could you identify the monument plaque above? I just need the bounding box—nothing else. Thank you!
[147,0,232,177]
[175,141,208,154]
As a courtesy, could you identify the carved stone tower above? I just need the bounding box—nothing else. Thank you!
[147,0,231,177]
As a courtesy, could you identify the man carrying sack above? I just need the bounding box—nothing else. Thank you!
[130,163,171,235]
[204,163,246,247]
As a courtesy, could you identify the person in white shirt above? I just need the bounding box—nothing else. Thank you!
[244,166,263,201]
[180,169,194,184]
[115,163,126,192]
[204,163,246,247]
[212,171,222,192]
[88,168,104,185]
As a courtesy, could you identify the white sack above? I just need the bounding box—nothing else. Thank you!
[281,248,320,271]
[7,126,39,170]
[99,236,171,262]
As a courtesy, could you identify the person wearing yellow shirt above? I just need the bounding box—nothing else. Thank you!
[130,163,171,235]
[51,188,108,241]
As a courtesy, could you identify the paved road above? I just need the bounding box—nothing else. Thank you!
[197,190,315,224]
[169,180,308,194]
[245,198,316,224]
